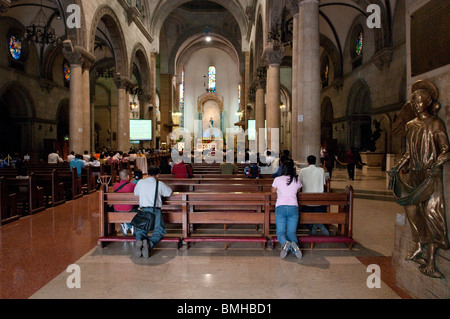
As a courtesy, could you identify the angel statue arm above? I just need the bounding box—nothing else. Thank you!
[430,121,450,174]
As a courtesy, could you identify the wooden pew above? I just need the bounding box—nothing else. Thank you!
[182,192,270,249]
[0,177,19,225]
[98,183,352,251]
[269,185,354,249]
[58,168,83,200]
[98,188,183,248]
[5,173,45,215]
[81,166,97,194]
[34,170,66,207]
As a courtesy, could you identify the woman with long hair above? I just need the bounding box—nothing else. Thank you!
[271,159,303,259]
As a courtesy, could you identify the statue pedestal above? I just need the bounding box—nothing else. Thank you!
[360,152,385,173]
[393,214,450,298]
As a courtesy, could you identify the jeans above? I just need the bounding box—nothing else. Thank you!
[275,205,299,250]
[301,205,330,236]
[135,207,166,249]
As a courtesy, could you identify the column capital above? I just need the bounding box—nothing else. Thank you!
[138,92,152,104]
[62,40,96,67]
[114,74,134,90]
[265,43,285,66]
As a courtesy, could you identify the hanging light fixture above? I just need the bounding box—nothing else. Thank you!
[23,0,60,46]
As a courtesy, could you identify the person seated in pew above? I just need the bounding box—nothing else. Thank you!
[132,169,143,184]
[171,155,193,178]
[272,155,289,178]
[113,170,138,236]
[48,151,63,164]
[220,160,239,175]
[133,166,173,258]
[70,154,85,178]
[67,151,75,162]
[271,159,303,259]
[0,154,9,168]
[299,155,330,236]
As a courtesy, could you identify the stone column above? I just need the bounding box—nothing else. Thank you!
[291,13,299,161]
[150,53,158,149]
[244,51,250,121]
[255,76,266,153]
[82,60,94,153]
[115,75,133,152]
[296,0,321,166]
[63,44,94,155]
[265,44,285,151]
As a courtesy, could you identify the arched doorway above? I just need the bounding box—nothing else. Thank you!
[0,83,34,157]
[347,80,372,151]
[321,97,334,144]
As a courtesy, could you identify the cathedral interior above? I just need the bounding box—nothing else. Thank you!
[0,0,449,301]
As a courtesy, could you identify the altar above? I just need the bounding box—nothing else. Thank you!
[360,152,385,173]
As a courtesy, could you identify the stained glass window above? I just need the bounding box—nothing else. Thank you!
[64,62,71,82]
[208,66,216,93]
[238,84,241,106]
[9,35,22,60]
[355,31,363,56]
[179,69,185,109]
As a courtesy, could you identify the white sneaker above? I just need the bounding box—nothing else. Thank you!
[120,223,128,236]
[291,242,303,259]
[280,241,291,259]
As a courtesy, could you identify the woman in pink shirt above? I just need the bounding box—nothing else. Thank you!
[271,159,303,259]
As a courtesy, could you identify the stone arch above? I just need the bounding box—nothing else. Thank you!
[347,79,373,151]
[321,97,334,143]
[89,5,129,77]
[175,38,240,84]
[149,0,248,46]
[130,43,151,92]
[0,82,36,155]
[255,12,264,69]
[59,0,88,48]
[197,92,224,114]
[168,26,243,76]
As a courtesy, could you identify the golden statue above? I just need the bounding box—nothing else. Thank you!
[389,80,450,279]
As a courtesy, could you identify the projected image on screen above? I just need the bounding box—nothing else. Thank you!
[130,120,152,141]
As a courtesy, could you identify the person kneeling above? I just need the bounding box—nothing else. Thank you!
[132,166,173,258]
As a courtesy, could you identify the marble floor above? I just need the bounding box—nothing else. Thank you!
[0,169,412,299]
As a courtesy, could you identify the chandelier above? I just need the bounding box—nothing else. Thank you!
[23,0,60,46]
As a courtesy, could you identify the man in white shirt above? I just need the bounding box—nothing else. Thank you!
[67,151,75,162]
[299,155,330,236]
[133,166,173,258]
[48,152,63,164]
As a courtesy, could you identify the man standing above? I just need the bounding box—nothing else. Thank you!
[299,155,329,236]
[133,166,173,258]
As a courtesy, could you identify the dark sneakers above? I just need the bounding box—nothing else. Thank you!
[133,239,151,258]
[133,240,143,258]
[142,239,150,258]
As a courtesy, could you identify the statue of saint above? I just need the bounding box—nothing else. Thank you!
[389,80,450,279]
[209,117,214,128]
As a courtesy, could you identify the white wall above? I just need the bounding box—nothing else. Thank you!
[183,47,240,134]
